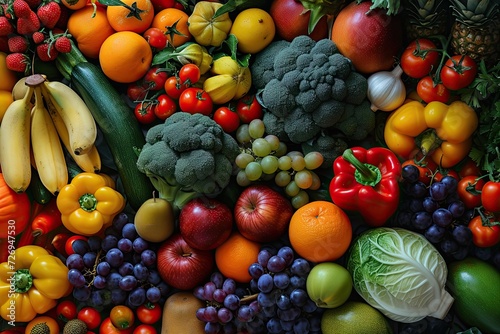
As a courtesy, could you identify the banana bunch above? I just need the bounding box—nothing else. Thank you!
[0,74,100,194]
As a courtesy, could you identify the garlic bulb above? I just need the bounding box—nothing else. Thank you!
[367,65,406,112]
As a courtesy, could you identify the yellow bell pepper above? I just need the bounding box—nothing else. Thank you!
[57,172,125,236]
[384,100,478,168]
[0,245,70,323]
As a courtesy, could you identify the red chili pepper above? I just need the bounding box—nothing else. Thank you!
[0,238,8,263]
[329,147,401,227]
[16,222,35,248]
[31,198,63,237]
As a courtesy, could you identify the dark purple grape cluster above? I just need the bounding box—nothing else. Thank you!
[65,212,169,309]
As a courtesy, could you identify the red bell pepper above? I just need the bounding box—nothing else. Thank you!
[329,147,401,227]
[31,198,63,237]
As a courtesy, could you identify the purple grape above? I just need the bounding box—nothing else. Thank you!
[425,224,446,243]
[412,211,433,230]
[213,288,227,303]
[267,317,282,333]
[128,287,146,307]
[440,238,459,255]
[289,275,306,289]
[204,322,221,334]
[290,258,310,277]
[217,307,233,324]
[276,294,292,310]
[402,165,420,183]
[452,246,470,260]
[273,272,290,290]
[147,269,161,285]
[146,286,161,303]
[122,223,138,240]
[72,239,89,255]
[430,182,447,201]
[248,300,260,315]
[409,199,424,213]
[448,201,465,218]
[249,278,258,293]
[68,269,86,287]
[453,225,473,246]
[66,254,84,270]
[289,288,308,307]
[157,281,169,296]
[104,226,121,238]
[248,263,265,280]
[96,261,111,276]
[90,290,104,307]
[83,252,97,268]
[118,262,134,276]
[257,292,275,308]
[257,273,274,293]
[196,307,207,322]
[113,212,129,231]
[106,248,124,268]
[277,306,301,322]
[111,288,127,304]
[257,249,272,267]
[309,315,322,331]
[433,208,453,227]
[133,237,149,253]
[267,255,286,273]
[193,285,205,300]
[261,305,277,318]
[473,246,493,261]
[210,271,224,288]
[93,274,107,289]
[101,235,118,252]
[302,298,318,313]
[203,281,217,301]
[223,294,240,310]
[492,251,500,270]
[133,263,149,281]
[237,305,254,322]
[277,246,294,266]
[204,306,218,322]
[222,278,236,294]
[87,236,102,252]
[106,272,122,289]
[119,275,137,291]
[409,182,427,198]
[140,249,156,267]
[72,285,91,301]
[423,197,440,213]
[293,318,310,333]
[117,238,133,253]
[441,175,458,194]
[396,210,413,229]
[280,319,294,331]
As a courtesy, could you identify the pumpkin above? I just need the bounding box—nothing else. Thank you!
[0,173,31,238]
[187,1,232,47]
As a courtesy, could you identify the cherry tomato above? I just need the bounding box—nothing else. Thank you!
[110,305,135,330]
[136,302,162,325]
[402,157,437,185]
[440,55,477,91]
[127,82,148,101]
[143,67,168,91]
[78,307,102,330]
[133,324,157,334]
[56,300,77,322]
[179,87,213,116]
[468,215,500,248]
[150,0,175,11]
[178,63,201,85]
[481,181,500,213]
[134,102,157,124]
[99,317,133,334]
[143,27,167,50]
[457,175,485,209]
[154,94,177,121]
[458,158,482,178]
[236,95,263,123]
[164,76,188,100]
[64,235,88,256]
[400,38,439,79]
[416,76,450,104]
[213,106,240,133]
[433,169,459,183]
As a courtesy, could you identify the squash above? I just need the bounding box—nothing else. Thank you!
[0,173,31,238]
[188,1,232,47]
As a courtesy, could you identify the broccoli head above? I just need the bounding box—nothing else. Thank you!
[302,134,349,169]
[137,112,239,212]
[332,100,376,141]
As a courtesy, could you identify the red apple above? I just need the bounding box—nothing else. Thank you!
[234,185,293,243]
[156,233,215,290]
[179,197,233,250]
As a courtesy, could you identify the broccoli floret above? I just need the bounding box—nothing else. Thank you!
[251,39,290,89]
[310,38,338,56]
[295,90,320,113]
[331,78,347,101]
[328,53,353,79]
[296,54,314,71]
[284,108,321,144]
[137,112,239,213]
[302,134,349,168]
[311,100,346,127]
[333,101,376,140]
[262,112,290,142]
[344,72,368,105]
[260,78,296,117]
[281,70,303,95]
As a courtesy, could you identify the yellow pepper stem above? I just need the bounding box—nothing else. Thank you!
[79,193,97,212]
[12,269,33,293]
[419,130,442,156]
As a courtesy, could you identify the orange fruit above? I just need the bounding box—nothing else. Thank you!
[106,0,154,34]
[99,31,152,83]
[60,0,87,11]
[229,8,275,54]
[67,5,116,59]
[289,201,352,263]
[215,231,260,283]
[0,90,13,122]
[0,52,18,91]
[151,8,191,48]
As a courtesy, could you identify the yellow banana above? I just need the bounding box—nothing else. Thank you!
[41,84,101,173]
[0,86,34,192]
[31,87,68,195]
[42,80,97,155]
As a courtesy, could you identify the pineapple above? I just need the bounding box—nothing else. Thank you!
[402,0,451,41]
[449,0,500,65]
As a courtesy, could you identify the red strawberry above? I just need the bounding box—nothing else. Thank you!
[13,0,32,19]
[0,36,9,52]
[36,42,58,61]
[24,0,41,9]
[32,31,46,44]
[0,16,13,36]
[36,1,61,29]
[54,35,71,53]
[16,11,40,35]
[8,35,29,52]
[5,52,29,73]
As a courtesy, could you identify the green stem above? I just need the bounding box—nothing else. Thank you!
[419,130,442,156]
[12,269,33,293]
[79,193,98,212]
[342,149,382,186]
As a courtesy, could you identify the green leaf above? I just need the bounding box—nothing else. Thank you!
[96,0,127,6]
[214,0,252,18]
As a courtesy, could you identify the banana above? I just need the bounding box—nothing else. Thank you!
[42,80,97,155]
[31,86,68,195]
[41,84,101,173]
[0,86,34,192]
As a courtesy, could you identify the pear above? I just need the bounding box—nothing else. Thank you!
[134,197,175,243]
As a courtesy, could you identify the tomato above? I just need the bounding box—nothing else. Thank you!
[110,305,135,330]
[134,102,157,124]
[78,307,102,330]
[150,0,175,11]
[56,300,77,322]
[213,106,240,133]
[178,87,213,116]
[143,67,168,91]
[136,302,162,324]
[236,95,263,123]
[402,157,437,185]
[154,94,177,120]
[457,176,485,209]
[133,324,157,334]
[433,169,460,183]
[400,39,439,79]
[481,181,500,213]
[127,82,148,101]
[64,235,88,256]
[468,215,500,248]
[164,76,188,100]
[178,63,200,85]
[440,55,478,91]
[458,158,482,178]
[100,317,133,334]
[143,27,167,50]
[416,76,450,103]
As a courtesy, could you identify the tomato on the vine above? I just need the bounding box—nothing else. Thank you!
[143,67,168,91]
[481,181,500,213]
[458,158,482,178]
[64,235,88,256]
[402,157,437,185]
[56,300,77,322]
[127,82,148,101]
[400,38,439,79]
[416,75,450,103]
[99,317,133,334]
[236,95,263,123]
[213,106,240,133]
[178,87,213,116]
[440,55,477,91]
[468,215,500,248]
[134,102,157,124]
[78,306,101,330]
[164,76,188,100]
[154,94,177,120]
[110,305,135,330]
[133,324,157,334]
[136,302,162,324]
[178,63,201,85]
[143,27,167,50]
[457,175,485,209]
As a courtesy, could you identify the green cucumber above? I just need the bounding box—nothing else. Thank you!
[28,167,53,205]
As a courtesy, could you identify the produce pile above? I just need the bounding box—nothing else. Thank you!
[0,0,499,333]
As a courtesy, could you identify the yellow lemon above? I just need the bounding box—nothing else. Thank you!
[229,8,275,54]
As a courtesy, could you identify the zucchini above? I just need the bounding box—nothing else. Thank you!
[28,167,53,205]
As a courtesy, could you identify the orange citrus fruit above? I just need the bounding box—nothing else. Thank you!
[229,8,275,54]
[0,52,18,91]
[60,0,87,11]
[106,0,155,34]
[99,31,152,83]
[151,8,191,48]
[0,90,13,122]
[67,5,116,59]
[289,201,352,263]
[215,231,260,283]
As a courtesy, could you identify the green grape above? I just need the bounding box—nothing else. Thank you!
[236,124,251,144]
[309,170,321,190]
[275,170,291,187]
[235,152,255,169]
[304,151,324,170]
[285,180,300,197]
[248,119,265,139]
[264,134,280,151]
[245,161,263,181]
[287,150,304,158]
[278,156,292,171]
[290,155,306,171]
[252,138,272,157]
[261,155,279,174]
[294,169,313,189]
[291,190,309,209]
[275,142,288,157]
[236,169,251,187]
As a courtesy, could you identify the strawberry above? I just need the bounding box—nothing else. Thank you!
[16,11,40,35]
[13,0,32,19]
[32,31,46,44]
[0,16,13,36]
[36,42,58,61]
[54,35,71,53]
[8,35,29,52]
[5,52,29,73]
[36,1,61,29]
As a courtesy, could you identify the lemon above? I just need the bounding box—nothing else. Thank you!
[229,8,275,54]
[321,301,393,334]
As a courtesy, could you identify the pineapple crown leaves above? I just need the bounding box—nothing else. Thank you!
[98,0,145,20]
[450,0,500,25]
[355,0,402,15]
[405,0,449,24]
